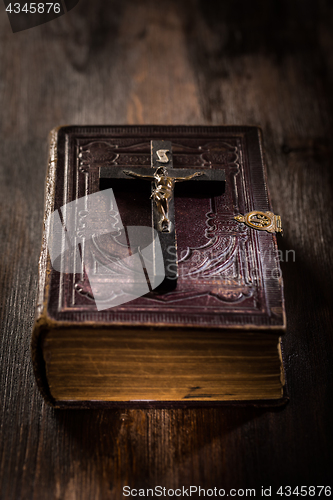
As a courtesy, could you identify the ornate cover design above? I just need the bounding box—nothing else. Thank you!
[37,125,285,330]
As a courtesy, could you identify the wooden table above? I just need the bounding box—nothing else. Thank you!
[1,0,332,498]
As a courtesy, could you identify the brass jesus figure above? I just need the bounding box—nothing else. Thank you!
[123,166,203,232]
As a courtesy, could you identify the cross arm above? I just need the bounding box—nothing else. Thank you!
[100,166,225,184]
[123,170,155,181]
[170,168,225,183]
[100,166,155,181]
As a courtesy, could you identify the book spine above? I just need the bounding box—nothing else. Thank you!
[31,127,60,406]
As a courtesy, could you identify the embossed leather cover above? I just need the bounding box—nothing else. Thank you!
[32,125,286,406]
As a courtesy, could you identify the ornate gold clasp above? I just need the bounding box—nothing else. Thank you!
[235,211,283,234]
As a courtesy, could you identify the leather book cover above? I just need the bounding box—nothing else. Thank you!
[32,125,286,406]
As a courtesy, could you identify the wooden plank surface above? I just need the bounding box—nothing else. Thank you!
[0,0,332,498]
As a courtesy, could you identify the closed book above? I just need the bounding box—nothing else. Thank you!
[32,125,286,408]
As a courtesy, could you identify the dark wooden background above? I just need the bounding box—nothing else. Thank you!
[1,0,332,498]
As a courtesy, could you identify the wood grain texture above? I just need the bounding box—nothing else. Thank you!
[0,0,332,498]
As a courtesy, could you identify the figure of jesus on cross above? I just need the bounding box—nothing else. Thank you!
[123,165,203,232]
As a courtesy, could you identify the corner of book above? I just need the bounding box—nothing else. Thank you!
[31,314,57,407]
[49,124,72,135]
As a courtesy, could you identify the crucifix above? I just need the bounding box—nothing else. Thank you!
[99,140,225,291]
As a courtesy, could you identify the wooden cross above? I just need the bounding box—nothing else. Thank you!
[99,140,225,291]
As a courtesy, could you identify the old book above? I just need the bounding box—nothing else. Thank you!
[32,125,286,408]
